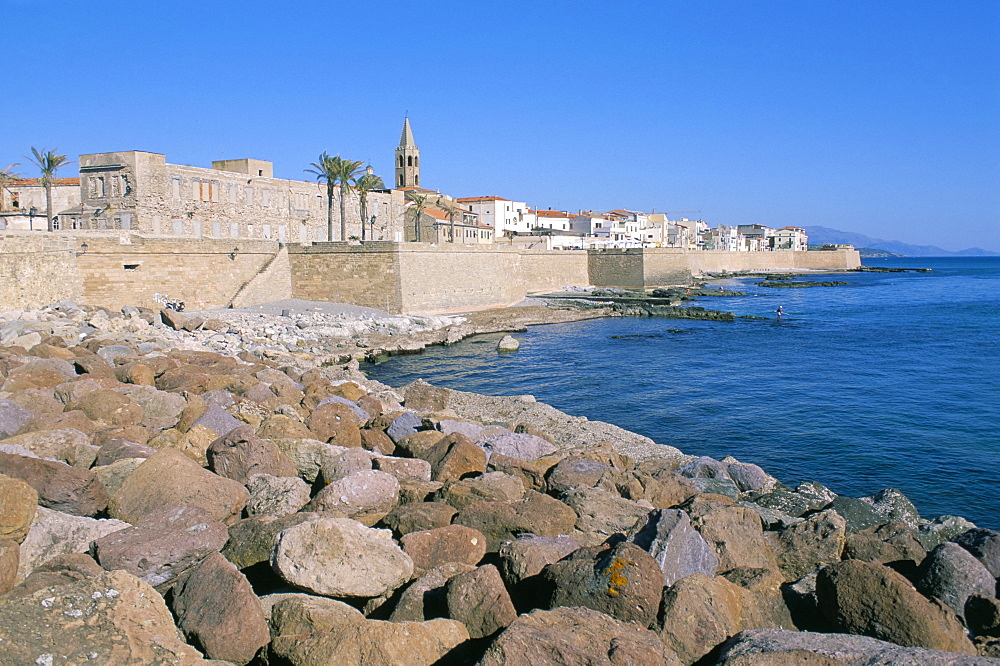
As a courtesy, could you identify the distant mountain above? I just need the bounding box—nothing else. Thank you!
[805,226,999,257]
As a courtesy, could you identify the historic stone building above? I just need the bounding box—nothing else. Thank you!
[395,117,420,188]
[72,151,406,242]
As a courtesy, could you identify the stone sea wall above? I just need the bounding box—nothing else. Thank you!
[1,232,859,314]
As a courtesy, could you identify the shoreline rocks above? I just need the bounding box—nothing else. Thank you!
[0,298,997,664]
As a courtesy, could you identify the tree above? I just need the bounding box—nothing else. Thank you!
[438,198,462,242]
[0,163,21,212]
[25,148,71,231]
[331,157,367,242]
[406,191,427,242]
[306,152,338,242]
[355,169,385,241]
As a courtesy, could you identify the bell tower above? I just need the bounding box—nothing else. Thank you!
[394,117,420,188]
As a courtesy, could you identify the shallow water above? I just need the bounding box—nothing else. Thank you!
[366,257,1000,528]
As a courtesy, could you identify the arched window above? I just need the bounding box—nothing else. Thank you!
[397,174,403,186]
[398,155,403,167]
[415,175,420,186]
[407,156,412,167]
[414,156,419,167]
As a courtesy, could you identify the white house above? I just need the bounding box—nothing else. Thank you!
[456,196,531,238]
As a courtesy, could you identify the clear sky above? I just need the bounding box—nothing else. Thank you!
[4,0,998,251]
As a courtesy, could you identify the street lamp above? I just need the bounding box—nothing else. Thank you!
[28,206,37,231]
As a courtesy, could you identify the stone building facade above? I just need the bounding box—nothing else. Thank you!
[0,179,81,231]
[73,151,406,242]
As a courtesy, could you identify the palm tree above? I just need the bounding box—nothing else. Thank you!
[0,163,21,212]
[355,168,385,241]
[406,191,427,242]
[306,152,338,242]
[26,148,72,231]
[331,157,366,242]
[438,198,462,242]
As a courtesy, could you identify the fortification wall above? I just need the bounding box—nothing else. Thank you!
[588,250,656,289]
[230,246,292,308]
[288,242,403,313]
[75,235,280,310]
[0,233,82,309]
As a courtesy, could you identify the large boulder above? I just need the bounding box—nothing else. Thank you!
[626,508,719,587]
[246,473,311,517]
[0,472,38,542]
[0,569,206,665]
[271,516,414,598]
[454,490,578,551]
[108,448,249,525]
[842,521,927,568]
[422,432,487,482]
[91,504,228,591]
[0,428,96,467]
[381,501,458,537]
[221,512,324,570]
[389,562,477,623]
[723,567,796,630]
[498,535,581,586]
[816,559,977,655]
[479,432,557,461]
[953,528,1000,577]
[17,506,129,581]
[400,524,488,572]
[917,542,996,621]
[562,487,649,539]
[269,594,365,636]
[544,542,664,627]
[683,495,778,572]
[171,552,269,665]
[206,424,297,484]
[476,606,681,666]
[0,538,17,595]
[765,509,847,582]
[0,452,108,516]
[0,398,33,438]
[269,617,468,666]
[659,573,746,665]
[306,469,400,526]
[68,389,144,426]
[445,564,517,638]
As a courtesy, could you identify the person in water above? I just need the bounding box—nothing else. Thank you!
[775,305,784,318]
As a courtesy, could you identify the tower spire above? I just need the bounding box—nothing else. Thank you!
[395,116,421,188]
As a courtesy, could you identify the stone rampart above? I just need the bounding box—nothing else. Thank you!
[288,242,403,313]
[0,233,82,309]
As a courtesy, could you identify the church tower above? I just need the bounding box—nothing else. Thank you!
[395,117,420,188]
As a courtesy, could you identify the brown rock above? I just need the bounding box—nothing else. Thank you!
[394,429,446,458]
[477,606,681,666]
[9,553,104,598]
[221,512,323,570]
[361,427,396,454]
[422,432,487,482]
[307,401,363,447]
[635,470,699,508]
[0,472,38,542]
[171,552,269,665]
[403,379,451,411]
[68,389,144,426]
[92,504,228,591]
[446,564,517,638]
[545,542,664,627]
[269,617,469,666]
[306,469,400,526]
[206,424,298,484]
[381,501,458,537]
[373,454,431,481]
[683,495,778,572]
[435,475,522,511]
[0,537,17,595]
[487,452,546,491]
[257,413,312,439]
[0,569,206,664]
[659,573,745,664]
[766,509,847,582]
[22,409,101,436]
[498,535,580,585]
[388,562,476,622]
[108,448,249,525]
[119,362,156,386]
[722,567,796,630]
[1,427,97,467]
[816,559,977,655]
[270,594,364,636]
[842,520,927,567]
[0,452,108,516]
[454,490,579,551]
[94,437,157,466]
[401,524,488,571]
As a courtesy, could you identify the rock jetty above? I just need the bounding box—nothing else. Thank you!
[0,299,998,664]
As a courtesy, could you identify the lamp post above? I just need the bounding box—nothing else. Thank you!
[28,206,37,231]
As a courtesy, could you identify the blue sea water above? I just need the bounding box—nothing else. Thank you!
[365,257,1000,528]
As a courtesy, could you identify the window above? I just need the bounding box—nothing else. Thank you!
[414,156,419,167]
[246,187,254,206]
[415,175,419,186]
[171,177,181,200]
[407,156,412,167]
[398,155,403,167]
[123,263,140,271]
[397,174,403,186]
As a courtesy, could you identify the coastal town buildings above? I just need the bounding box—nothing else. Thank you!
[1,115,817,254]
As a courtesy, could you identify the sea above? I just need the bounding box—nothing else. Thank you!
[364,257,1000,529]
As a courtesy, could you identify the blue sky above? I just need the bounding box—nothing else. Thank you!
[4,0,998,250]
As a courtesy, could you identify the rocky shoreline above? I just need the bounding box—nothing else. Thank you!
[1,299,999,664]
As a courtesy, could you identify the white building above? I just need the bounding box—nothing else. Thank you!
[774,226,809,251]
[456,196,531,238]
[0,178,81,231]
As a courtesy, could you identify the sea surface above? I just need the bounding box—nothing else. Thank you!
[365,257,1000,528]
